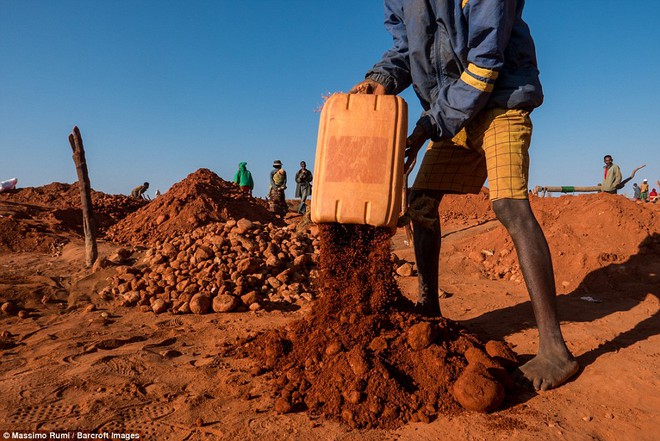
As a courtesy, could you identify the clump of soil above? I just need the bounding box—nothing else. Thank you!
[242,223,515,429]
[106,168,276,246]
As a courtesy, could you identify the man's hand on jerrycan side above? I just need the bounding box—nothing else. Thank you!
[405,115,433,174]
[349,79,386,95]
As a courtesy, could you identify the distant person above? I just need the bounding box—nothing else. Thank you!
[269,160,288,217]
[601,155,622,194]
[632,183,641,200]
[233,161,254,196]
[131,182,150,200]
[295,161,313,214]
[649,188,658,203]
[155,189,161,198]
[350,0,578,391]
[640,179,650,201]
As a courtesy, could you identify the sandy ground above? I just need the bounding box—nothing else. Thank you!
[1,184,659,440]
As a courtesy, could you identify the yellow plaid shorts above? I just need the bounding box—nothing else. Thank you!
[412,108,532,201]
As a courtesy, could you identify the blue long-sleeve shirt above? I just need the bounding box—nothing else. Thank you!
[367,0,543,140]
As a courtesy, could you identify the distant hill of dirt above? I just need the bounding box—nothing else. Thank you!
[106,168,277,246]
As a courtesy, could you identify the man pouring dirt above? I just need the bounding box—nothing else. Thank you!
[351,0,578,391]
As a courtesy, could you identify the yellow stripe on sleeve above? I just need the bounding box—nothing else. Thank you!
[461,0,469,8]
[460,71,494,92]
[467,63,499,80]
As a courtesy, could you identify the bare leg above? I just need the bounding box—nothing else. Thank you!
[410,190,443,317]
[492,198,579,390]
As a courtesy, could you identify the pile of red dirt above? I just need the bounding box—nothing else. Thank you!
[0,216,64,254]
[440,187,494,228]
[240,224,518,429]
[0,182,146,227]
[106,169,276,246]
[450,193,659,289]
[0,183,145,253]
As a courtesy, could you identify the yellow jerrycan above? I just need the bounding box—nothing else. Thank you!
[311,93,407,229]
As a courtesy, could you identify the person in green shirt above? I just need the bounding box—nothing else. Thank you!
[233,162,254,196]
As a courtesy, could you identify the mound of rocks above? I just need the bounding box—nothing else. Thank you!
[102,218,318,314]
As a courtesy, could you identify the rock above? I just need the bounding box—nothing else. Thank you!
[265,255,280,267]
[18,310,30,319]
[465,346,514,390]
[248,302,262,311]
[464,347,500,369]
[122,291,140,306]
[369,336,388,353]
[155,214,168,225]
[293,254,311,267]
[325,341,343,356]
[396,262,414,277]
[241,291,261,306]
[484,340,519,369]
[236,258,260,274]
[267,277,282,289]
[151,299,168,314]
[275,269,291,284]
[194,246,214,262]
[235,218,254,234]
[407,322,438,350]
[344,390,363,404]
[1,301,18,315]
[274,396,293,414]
[346,348,371,376]
[212,294,240,313]
[452,363,505,413]
[189,294,210,314]
[177,302,191,314]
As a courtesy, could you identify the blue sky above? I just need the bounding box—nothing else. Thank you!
[1,1,658,198]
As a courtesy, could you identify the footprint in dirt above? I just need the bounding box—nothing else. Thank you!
[141,337,177,350]
[95,336,148,350]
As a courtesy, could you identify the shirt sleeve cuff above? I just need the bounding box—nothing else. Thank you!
[365,72,397,94]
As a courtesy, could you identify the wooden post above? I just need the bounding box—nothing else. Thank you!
[68,126,98,268]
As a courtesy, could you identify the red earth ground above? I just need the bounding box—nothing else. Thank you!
[0,170,658,440]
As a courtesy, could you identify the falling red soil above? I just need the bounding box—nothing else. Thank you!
[241,224,516,429]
